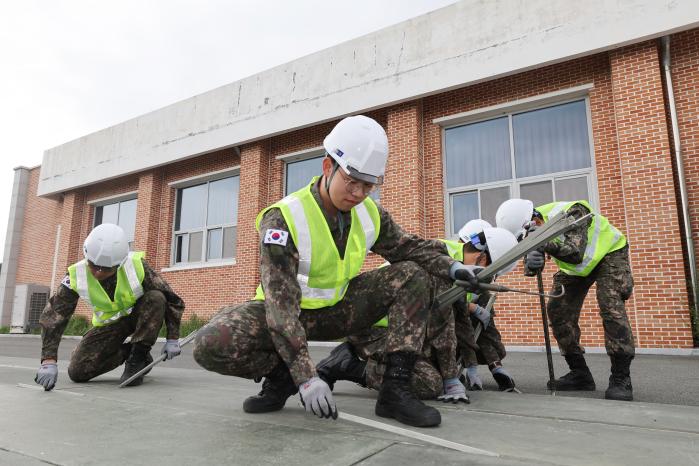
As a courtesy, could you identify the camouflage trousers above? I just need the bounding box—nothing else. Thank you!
[459,313,506,367]
[67,290,167,382]
[193,261,433,385]
[547,245,635,357]
[346,275,461,399]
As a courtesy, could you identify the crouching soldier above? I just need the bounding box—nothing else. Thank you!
[34,223,185,390]
[192,115,477,428]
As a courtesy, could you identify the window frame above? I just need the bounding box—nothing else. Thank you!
[277,146,326,196]
[89,191,139,248]
[167,167,240,269]
[440,92,599,238]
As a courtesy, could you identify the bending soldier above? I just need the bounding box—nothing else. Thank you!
[500,199,635,401]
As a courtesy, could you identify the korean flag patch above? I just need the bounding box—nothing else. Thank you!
[264,229,289,246]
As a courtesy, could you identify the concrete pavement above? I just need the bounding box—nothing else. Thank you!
[1,335,697,465]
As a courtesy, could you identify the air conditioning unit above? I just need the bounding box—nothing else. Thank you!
[10,284,50,334]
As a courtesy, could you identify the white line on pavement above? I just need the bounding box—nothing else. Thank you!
[338,411,499,457]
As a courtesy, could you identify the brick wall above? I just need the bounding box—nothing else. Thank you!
[14,168,63,290]
[667,30,699,311]
[13,33,697,348]
[609,40,692,347]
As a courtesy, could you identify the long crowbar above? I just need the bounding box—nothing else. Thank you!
[118,329,199,388]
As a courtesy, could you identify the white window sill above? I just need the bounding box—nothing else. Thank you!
[161,259,236,272]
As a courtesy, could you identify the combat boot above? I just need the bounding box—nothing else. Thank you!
[119,343,154,387]
[605,354,633,401]
[375,352,441,427]
[547,354,595,391]
[316,342,367,390]
[243,362,298,413]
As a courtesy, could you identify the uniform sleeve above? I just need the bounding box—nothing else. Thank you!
[39,275,79,361]
[141,260,185,340]
[544,203,592,264]
[258,208,316,386]
[371,205,456,280]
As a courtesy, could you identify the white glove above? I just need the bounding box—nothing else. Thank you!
[299,377,338,419]
[35,362,58,391]
[161,339,181,360]
[472,305,491,329]
[437,377,470,403]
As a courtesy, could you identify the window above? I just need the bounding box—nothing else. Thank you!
[445,99,594,235]
[173,175,239,264]
[285,156,324,195]
[94,198,137,248]
[284,154,380,202]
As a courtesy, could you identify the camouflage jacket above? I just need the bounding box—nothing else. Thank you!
[258,179,456,383]
[39,259,185,361]
[543,202,592,264]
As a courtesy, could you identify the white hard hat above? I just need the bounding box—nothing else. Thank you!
[496,199,534,240]
[457,219,492,246]
[323,115,388,185]
[482,227,519,275]
[83,223,129,267]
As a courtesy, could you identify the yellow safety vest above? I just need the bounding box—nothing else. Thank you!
[254,177,381,309]
[68,252,146,327]
[536,201,626,277]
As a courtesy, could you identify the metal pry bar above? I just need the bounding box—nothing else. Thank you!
[455,281,565,299]
[434,212,591,310]
[118,329,200,388]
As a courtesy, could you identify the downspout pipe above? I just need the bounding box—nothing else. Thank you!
[661,35,699,335]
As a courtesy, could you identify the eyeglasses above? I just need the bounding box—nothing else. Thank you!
[87,261,119,274]
[336,169,377,196]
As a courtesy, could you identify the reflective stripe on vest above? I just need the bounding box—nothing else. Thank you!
[254,177,381,309]
[68,251,146,327]
[536,201,626,277]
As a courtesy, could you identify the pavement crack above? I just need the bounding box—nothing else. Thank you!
[0,446,65,465]
[349,442,396,465]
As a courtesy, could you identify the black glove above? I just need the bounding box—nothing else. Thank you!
[450,263,483,292]
[525,249,545,271]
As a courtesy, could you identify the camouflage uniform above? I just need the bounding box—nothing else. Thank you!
[39,260,185,382]
[457,291,506,367]
[531,203,635,357]
[193,179,456,387]
[351,273,462,399]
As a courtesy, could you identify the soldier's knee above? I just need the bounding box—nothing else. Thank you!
[143,290,167,307]
[67,363,91,383]
[413,375,443,400]
[192,322,242,372]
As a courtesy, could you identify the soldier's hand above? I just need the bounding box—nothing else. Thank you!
[299,377,338,420]
[450,263,484,292]
[524,249,545,271]
[437,377,470,404]
[161,339,181,360]
[472,305,491,329]
[35,362,58,391]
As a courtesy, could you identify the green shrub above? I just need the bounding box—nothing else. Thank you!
[65,315,91,336]
[159,314,208,339]
[0,326,9,334]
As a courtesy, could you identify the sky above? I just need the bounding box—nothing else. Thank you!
[0,0,457,262]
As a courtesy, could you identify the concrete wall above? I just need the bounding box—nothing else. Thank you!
[38,0,699,197]
[0,168,31,326]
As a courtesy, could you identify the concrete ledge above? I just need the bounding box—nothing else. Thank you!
[506,345,699,356]
[3,334,697,355]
